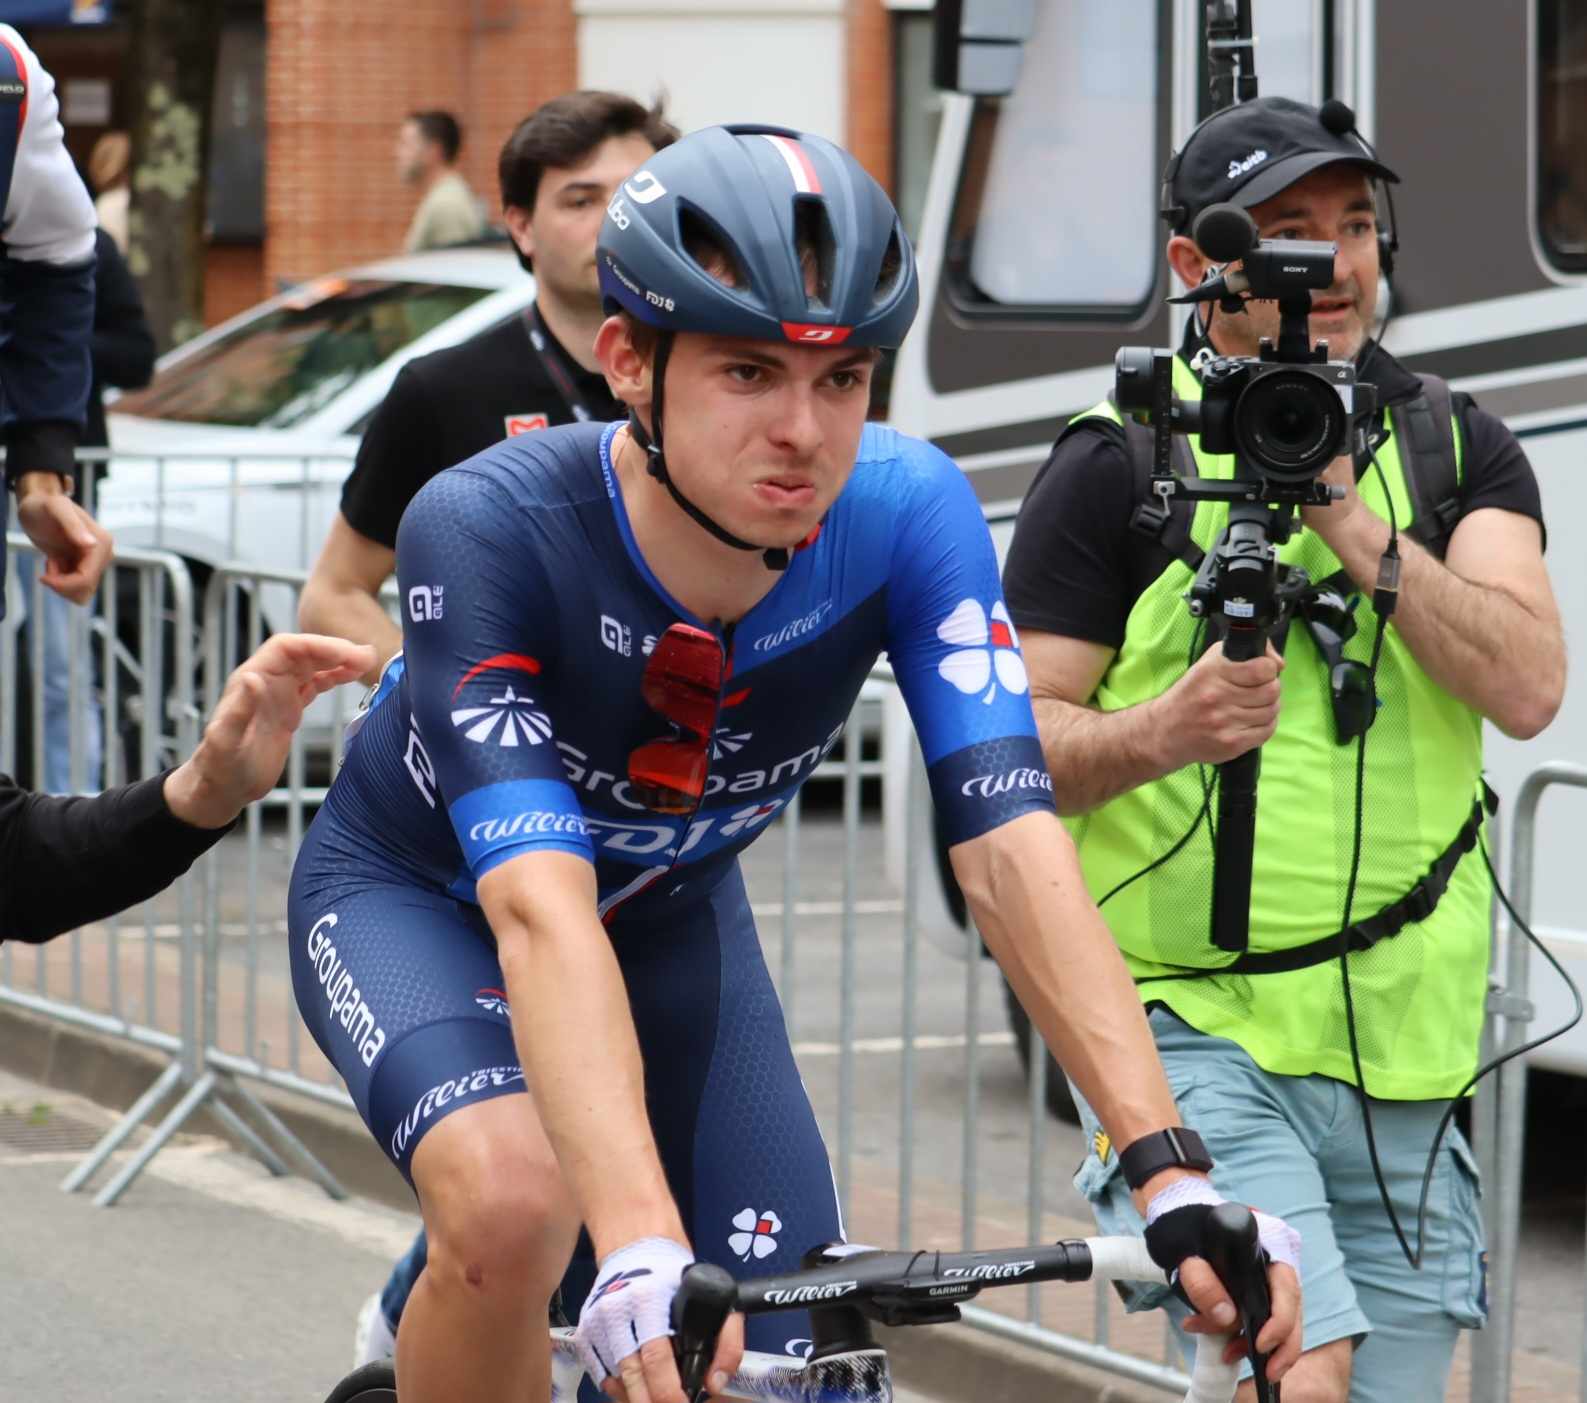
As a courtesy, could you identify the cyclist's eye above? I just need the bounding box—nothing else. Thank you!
[828,369,867,391]
[727,364,764,384]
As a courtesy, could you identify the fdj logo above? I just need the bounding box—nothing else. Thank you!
[408,585,443,622]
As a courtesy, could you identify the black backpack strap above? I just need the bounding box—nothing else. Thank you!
[1109,405,1206,575]
[1389,373,1463,560]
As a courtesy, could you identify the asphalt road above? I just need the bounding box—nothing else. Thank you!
[1,800,1582,1399]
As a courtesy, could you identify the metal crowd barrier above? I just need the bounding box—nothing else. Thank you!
[5,537,1567,1397]
[1470,761,1587,1403]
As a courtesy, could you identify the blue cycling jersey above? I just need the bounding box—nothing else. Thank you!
[326,420,1053,916]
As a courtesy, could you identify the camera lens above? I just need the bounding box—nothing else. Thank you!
[1235,368,1347,481]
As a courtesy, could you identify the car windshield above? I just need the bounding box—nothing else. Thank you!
[113,277,492,429]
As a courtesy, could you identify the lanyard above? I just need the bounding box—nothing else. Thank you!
[522,303,603,424]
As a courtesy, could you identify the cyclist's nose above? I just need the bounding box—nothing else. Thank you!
[766,385,824,456]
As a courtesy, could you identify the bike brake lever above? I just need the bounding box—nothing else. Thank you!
[1200,1202,1280,1403]
[670,1262,738,1401]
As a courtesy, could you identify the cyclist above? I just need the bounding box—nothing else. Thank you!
[288,124,1303,1403]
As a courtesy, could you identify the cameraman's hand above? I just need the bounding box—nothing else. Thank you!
[1149,641,1284,768]
[1301,452,1365,543]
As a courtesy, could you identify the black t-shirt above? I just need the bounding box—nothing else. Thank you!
[1002,344,1546,649]
[340,309,623,548]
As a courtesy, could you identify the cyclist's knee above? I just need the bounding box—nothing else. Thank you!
[1237,1335,1351,1403]
[411,1101,579,1301]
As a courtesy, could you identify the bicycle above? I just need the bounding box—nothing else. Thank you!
[323,1202,1278,1403]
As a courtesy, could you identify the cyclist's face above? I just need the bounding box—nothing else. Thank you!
[509,134,657,312]
[658,332,879,547]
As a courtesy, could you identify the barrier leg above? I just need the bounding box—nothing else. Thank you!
[92,1070,218,1207]
[225,1073,348,1201]
[60,1059,183,1195]
[207,1091,291,1178]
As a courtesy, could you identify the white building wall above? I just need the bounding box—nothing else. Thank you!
[575,0,847,143]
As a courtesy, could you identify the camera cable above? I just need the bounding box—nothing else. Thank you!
[1337,446,1582,1270]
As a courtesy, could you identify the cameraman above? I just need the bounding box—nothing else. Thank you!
[1003,96,1565,1403]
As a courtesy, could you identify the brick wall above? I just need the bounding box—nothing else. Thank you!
[264,0,575,286]
[264,1,892,286]
[845,0,895,195]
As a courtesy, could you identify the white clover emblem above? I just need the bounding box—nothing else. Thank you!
[937,599,1028,704]
[729,1207,782,1260]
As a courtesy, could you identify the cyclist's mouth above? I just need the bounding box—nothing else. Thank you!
[755,478,815,506]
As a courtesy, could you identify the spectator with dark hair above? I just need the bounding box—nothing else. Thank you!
[303,91,679,687]
[397,109,485,253]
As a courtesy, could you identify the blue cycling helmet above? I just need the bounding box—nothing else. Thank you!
[597,124,919,570]
[598,122,918,350]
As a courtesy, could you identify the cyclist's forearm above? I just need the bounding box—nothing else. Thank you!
[297,579,400,684]
[1031,695,1174,815]
[955,812,1200,1204]
[489,884,687,1258]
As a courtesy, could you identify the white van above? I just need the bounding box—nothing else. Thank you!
[889,0,1586,1087]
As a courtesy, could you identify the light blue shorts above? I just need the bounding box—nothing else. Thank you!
[1072,1009,1487,1403]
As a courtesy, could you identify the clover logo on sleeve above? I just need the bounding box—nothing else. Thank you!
[937,599,1029,704]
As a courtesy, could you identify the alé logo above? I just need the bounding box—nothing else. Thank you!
[937,599,1028,704]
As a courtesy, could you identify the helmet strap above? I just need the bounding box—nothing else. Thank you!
[631,331,795,572]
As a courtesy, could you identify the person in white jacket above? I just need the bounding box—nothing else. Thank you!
[0,24,111,611]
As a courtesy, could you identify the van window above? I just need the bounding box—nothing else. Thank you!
[1537,0,1587,271]
[947,0,1161,314]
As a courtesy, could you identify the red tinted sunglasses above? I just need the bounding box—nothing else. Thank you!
[627,623,725,814]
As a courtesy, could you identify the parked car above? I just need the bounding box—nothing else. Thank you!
[92,248,535,770]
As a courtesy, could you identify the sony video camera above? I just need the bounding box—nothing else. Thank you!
[1114,202,1376,497]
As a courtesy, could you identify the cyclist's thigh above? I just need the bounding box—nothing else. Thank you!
[562,867,841,1365]
[1070,1011,1371,1368]
[1324,1102,1485,1403]
[288,838,523,1183]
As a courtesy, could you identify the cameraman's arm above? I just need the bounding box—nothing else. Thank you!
[1006,428,1281,816]
[1306,431,1563,739]
[1026,631,1282,814]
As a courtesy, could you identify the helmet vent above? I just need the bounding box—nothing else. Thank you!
[678,203,749,292]
[792,197,837,310]
[873,226,904,306]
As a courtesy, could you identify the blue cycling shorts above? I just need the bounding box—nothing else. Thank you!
[287,806,843,1364]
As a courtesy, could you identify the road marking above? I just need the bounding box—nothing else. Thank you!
[792,1032,1016,1057]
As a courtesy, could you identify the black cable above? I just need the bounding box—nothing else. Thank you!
[1096,622,1215,910]
[1337,444,1582,1269]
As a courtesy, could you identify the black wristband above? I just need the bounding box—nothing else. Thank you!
[1118,1126,1214,1191]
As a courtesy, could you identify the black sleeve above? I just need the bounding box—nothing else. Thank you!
[1456,398,1547,547]
[340,363,444,548]
[1001,423,1143,649]
[90,229,156,390]
[0,772,232,945]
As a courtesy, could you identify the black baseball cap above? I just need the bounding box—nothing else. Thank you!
[1161,96,1399,234]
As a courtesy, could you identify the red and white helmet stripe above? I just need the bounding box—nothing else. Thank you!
[759,132,824,195]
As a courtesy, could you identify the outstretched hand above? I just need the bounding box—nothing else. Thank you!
[163,633,375,829]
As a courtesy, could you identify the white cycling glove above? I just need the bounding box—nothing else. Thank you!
[575,1236,695,1386]
[1143,1176,1301,1280]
